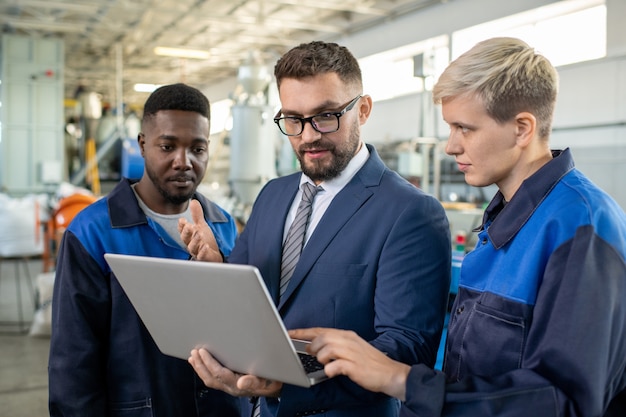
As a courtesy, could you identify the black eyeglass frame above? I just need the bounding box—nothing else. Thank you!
[273,95,362,136]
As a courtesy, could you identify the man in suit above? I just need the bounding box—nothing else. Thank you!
[180,41,451,417]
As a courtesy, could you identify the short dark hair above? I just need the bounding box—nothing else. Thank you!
[141,83,210,124]
[274,41,362,91]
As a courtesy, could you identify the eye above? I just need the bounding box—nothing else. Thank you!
[315,112,335,121]
[284,117,301,126]
[160,144,174,151]
[192,146,207,155]
[453,125,469,134]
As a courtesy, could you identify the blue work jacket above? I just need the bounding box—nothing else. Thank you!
[402,149,626,417]
[49,178,240,417]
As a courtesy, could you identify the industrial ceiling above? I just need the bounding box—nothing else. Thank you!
[1,0,445,107]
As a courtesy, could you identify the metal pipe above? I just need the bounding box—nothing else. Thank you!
[552,121,626,131]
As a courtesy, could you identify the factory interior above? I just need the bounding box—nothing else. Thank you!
[1,0,625,415]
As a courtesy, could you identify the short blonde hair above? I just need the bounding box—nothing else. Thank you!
[433,37,558,139]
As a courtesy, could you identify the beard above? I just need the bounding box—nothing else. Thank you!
[296,119,360,182]
[145,166,197,206]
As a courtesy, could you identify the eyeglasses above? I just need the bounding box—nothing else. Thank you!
[274,95,362,136]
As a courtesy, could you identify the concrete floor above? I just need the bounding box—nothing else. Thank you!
[0,257,50,417]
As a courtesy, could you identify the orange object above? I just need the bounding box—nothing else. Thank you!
[85,138,101,195]
[42,193,98,272]
[53,194,97,229]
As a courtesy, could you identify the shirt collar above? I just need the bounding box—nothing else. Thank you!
[481,148,575,249]
[108,178,228,228]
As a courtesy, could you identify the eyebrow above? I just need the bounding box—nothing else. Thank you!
[156,134,208,143]
[280,99,344,117]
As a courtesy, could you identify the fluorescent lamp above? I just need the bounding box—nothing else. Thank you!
[153,46,210,59]
[134,83,162,93]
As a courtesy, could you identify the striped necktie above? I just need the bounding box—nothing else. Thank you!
[253,183,321,417]
[279,182,322,300]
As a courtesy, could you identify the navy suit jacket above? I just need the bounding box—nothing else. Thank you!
[229,144,451,417]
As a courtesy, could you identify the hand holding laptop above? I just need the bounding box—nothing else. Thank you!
[178,199,223,262]
[189,348,283,398]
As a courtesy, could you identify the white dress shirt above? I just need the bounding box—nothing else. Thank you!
[282,142,370,245]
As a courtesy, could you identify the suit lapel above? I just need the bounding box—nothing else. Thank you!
[278,145,385,309]
[260,174,300,303]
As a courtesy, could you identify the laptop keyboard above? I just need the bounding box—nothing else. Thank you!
[298,352,325,373]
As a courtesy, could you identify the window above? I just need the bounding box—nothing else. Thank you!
[359,0,606,102]
[452,0,606,66]
[210,98,233,135]
[359,35,449,101]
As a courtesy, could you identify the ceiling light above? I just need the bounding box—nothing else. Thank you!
[153,46,210,59]
[134,83,162,93]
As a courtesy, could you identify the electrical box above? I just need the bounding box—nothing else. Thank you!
[0,34,65,193]
[413,52,435,78]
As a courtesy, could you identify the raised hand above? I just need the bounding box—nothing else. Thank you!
[178,199,223,262]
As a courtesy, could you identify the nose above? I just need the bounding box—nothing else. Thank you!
[173,149,192,170]
[445,132,461,156]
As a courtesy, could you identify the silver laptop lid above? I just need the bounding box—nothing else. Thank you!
[104,253,327,387]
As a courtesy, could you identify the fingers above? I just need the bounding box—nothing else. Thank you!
[290,328,358,357]
[285,328,411,400]
[195,231,222,262]
[177,200,222,262]
[288,328,325,342]
[189,349,282,398]
[179,219,193,245]
[178,200,204,235]
[178,217,187,234]
[189,199,205,225]
[189,349,242,396]
[236,375,283,397]
[310,331,361,366]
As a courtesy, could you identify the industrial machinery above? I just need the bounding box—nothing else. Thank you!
[228,56,281,209]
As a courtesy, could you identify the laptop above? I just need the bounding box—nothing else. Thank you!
[104,253,328,388]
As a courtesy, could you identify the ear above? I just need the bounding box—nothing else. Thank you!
[138,133,146,156]
[357,95,373,125]
[514,112,536,148]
